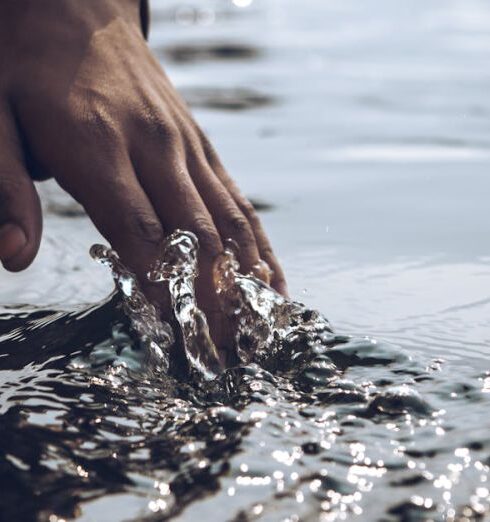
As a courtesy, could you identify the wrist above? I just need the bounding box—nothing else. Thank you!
[0,0,148,85]
[0,0,145,46]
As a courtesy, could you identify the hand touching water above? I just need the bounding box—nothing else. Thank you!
[0,0,286,344]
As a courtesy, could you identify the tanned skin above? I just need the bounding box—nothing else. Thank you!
[0,0,286,346]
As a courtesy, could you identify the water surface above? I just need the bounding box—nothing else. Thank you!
[1,1,490,520]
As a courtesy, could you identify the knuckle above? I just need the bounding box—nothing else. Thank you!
[92,115,120,142]
[239,200,259,221]
[71,99,120,139]
[0,173,26,194]
[228,214,253,240]
[0,174,30,205]
[260,245,275,260]
[191,216,221,253]
[141,108,180,146]
[128,212,164,246]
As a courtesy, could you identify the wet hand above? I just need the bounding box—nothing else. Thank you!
[0,0,287,345]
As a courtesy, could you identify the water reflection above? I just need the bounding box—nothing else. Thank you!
[1,233,489,520]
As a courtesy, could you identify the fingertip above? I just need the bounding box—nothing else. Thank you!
[0,223,37,271]
[0,202,43,272]
[2,227,42,273]
[0,223,27,263]
[274,279,289,298]
[264,256,288,297]
[2,247,37,272]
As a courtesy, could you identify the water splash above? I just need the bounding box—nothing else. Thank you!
[213,239,335,365]
[148,231,222,380]
[92,230,336,379]
[90,244,174,372]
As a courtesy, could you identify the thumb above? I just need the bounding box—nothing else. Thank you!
[0,111,42,271]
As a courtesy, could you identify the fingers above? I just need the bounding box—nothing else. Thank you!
[132,114,286,295]
[0,173,42,271]
[186,151,261,275]
[202,142,288,296]
[57,148,164,284]
[0,109,42,271]
[131,137,225,341]
[131,135,223,259]
[235,195,288,296]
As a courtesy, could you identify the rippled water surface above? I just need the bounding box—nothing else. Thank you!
[1,1,490,520]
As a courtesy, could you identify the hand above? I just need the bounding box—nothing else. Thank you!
[0,0,287,345]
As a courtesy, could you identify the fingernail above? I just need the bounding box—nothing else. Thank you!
[0,223,27,264]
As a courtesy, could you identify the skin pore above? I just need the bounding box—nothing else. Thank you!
[0,0,287,347]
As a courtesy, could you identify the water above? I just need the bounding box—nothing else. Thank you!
[1,232,489,521]
[1,0,490,520]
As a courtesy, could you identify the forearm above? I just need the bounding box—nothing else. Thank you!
[0,0,149,89]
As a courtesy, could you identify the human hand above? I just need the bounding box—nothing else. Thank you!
[0,0,287,345]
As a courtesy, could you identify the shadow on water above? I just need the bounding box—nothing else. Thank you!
[159,42,262,64]
[180,87,275,112]
[248,198,275,212]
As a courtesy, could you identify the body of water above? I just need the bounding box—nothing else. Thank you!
[1,1,489,520]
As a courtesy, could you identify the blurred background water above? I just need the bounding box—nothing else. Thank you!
[1,1,490,520]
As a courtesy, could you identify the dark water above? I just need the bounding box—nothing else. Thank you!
[1,232,490,521]
[2,0,490,520]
